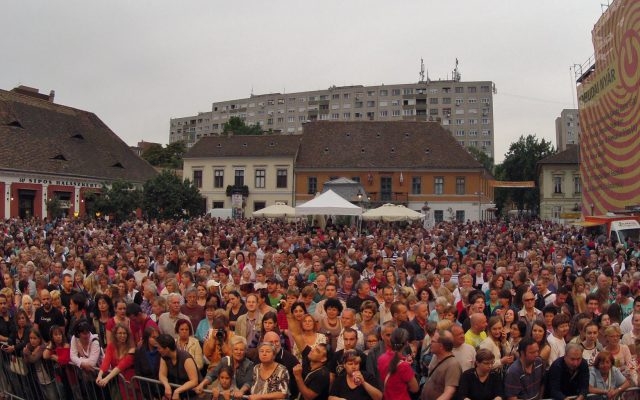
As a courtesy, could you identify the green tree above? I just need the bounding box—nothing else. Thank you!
[141,141,186,169]
[142,170,204,220]
[495,135,555,216]
[222,116,262,136]
[467,146,495,174]
[46,198,63,219]
[94,180,142,222]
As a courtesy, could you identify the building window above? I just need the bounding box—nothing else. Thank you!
[192,170,202,188]
[455,87,464,93]
[254,201,266,212]
[574,176,581,194]
[308,177,317,194]
[434,177,444,195]
[255,169,265,188]
[456,177,465,195]
[411,177,421,194]
[552,206,562,219]
[553,176,562,193]
[434,210,444,223]
[456,210,465,222]
[429,98,439,104]
[392,110,401,117]
[379,89,388,96]
[351,176,360,183]
[392,89,401,95]
[212,201,224,209]
[276,169,288,188]
[214,169,224,188]
[381,176,392,201]
[234,170,244,186]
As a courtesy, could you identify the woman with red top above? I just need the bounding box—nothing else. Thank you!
[377,327,418,400]
[105,299,130,345]
[96,323,135,386]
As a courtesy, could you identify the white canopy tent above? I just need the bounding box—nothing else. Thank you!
[295,189,362,216]
[252,202,297,218]
[362,203,425,222]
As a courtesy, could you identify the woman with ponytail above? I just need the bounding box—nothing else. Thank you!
[377,327,419,400]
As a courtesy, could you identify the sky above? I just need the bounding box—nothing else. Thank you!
[1,1,605,163]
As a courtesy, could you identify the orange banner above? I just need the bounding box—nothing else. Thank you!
[489,180,536,188]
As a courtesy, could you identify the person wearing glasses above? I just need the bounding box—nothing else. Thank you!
[457,348,504,400]
[518,292,543,335]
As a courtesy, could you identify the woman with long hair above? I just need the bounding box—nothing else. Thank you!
[479,316,513,371]
[134,325,161,379]
[530,320,551,365]
[226,290,247,332]
[96,323,136,387]
[105,299,130,345]
[92,293,114,349]
[377,328,418,400]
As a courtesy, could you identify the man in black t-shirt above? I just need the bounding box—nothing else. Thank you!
[34,289,65,343]
[293,343,330,400]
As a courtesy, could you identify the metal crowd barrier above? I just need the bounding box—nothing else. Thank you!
[1,347,634,400]
[0,350,133,400]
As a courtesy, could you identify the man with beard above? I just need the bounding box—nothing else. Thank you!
[34,289,65,343]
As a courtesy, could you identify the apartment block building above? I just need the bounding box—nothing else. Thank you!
[555,109,581,151]
[170,80,497,158]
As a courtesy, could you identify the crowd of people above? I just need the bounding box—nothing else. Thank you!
[0,215,638,400]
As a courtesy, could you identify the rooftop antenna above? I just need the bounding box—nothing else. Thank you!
[452,58,461,82]
[250,85,254,97]
[426,69,430,83]
[419,58,425,83]
[601,1,610,13]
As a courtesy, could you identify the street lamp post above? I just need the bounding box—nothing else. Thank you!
[475,191,484,221]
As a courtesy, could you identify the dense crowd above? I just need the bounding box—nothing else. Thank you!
[0,215,638,400]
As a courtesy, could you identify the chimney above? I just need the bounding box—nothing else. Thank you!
[48,90,55,103]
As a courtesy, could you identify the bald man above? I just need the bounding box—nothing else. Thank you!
[464,313,487,349]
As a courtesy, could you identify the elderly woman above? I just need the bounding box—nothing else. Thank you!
[588,350,631,398]
[249,342,289,400]
[195,336,255,397]
[457,348,504,400]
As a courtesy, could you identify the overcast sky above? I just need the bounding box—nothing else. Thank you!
[1,1,604,162]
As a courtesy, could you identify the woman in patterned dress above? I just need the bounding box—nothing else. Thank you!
[249,342,289,400]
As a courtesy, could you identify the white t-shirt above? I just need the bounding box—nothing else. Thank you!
[547,334,566,366]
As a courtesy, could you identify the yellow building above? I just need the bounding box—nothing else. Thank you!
[182,135,300,215]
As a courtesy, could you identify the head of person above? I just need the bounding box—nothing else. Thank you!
[229,336,247,362]
[156,333,177,357]
[475,348,495,372]
[380,321,397,348]
[257,341,277,364]
[451,324,466,348]
[593,350,615,376]
[431,329,454,356]
[563,343,584,371]
[518,337,540,365]
[262,331,281,353]
[470,313,488,334]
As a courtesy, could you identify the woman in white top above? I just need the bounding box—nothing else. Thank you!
[479,316,513,372]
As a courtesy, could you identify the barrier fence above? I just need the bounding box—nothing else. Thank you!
[0,349,638,400]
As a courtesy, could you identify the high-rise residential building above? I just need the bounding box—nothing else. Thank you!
[555,109,580,151]
[170,79,497,158]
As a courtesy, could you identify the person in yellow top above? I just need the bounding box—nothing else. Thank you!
[464,313,488,349]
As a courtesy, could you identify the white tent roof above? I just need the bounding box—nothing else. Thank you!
[295,189,362,216]
[361,203,424,221]
[252,202,297,218]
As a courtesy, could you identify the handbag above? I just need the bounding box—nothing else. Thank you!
[9,356,27,376]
